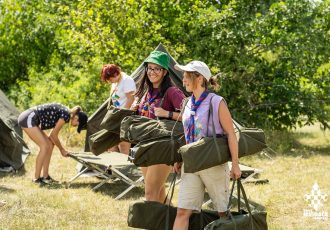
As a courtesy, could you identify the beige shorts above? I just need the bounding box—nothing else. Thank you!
[177,163,230,212]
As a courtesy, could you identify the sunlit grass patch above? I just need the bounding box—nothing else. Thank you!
[1,124,329,229]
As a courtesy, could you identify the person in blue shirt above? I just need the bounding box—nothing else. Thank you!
[18,103,88,184]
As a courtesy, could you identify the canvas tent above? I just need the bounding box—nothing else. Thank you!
[0,89,30,171]
[85,43,188,151]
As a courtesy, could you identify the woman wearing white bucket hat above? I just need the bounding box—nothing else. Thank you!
[173,60,241,229]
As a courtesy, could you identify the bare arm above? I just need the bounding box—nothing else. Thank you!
[154,108,182,121]
[218,100,241,179]
[48,118,68,157]
[124,91,135,109]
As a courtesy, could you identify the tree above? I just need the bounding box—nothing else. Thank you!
[1,0,329,129]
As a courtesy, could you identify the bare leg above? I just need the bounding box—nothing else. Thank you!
[118,141,131,155]
[22,127,51,179]
[173,208,193,230]
[40,131,54,178]
[144,164,172,202]
[140,167,147,179]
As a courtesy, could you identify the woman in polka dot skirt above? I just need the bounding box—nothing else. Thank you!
[18,103,88,185]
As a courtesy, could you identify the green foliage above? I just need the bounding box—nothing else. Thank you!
[176,0,330,129]
[0,0,329,128]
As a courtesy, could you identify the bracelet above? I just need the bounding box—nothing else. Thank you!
[168,111,173,119]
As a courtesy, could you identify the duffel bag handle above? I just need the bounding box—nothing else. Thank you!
[237,179,253,215]
[163,173,177,205]
[164,173,177,230]
[227,179,253,215]
[226,179,254,230]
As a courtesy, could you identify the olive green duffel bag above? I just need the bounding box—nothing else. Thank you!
[88,129,120,155]
[88,106,135,155]
[127,174,220,230]
[129,135,185,166]
[121,115,185,166]
[179,102,266,173]
[100,105,136,132]
[205,179,268,230]
[120,115,184,144]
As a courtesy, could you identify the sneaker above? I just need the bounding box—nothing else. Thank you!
[33,177,45,185]
[42,176,58,184]
[105,168,112,175]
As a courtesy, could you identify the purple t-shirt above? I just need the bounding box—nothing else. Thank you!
[182,93,225,142]
[138,86,185,119]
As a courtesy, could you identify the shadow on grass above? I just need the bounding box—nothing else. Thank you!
[97,182,145,200]
[0,165,27,178]
[55,179,145,200]
[265,130,330,158]
[0,185,16,194]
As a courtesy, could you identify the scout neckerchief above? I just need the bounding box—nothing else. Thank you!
[186,90,209,144]
[141,89,159,117]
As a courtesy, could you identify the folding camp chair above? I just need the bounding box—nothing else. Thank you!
[67,152,144,200]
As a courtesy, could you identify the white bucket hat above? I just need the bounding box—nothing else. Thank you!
[174,60,212,81]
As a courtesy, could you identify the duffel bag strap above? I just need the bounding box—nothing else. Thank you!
[228,179,253,215]
[164,173,177,230]
[170,97,190,136]
[169,97,190,162]
[238,180,256,229]
[227,179,254,230]
[237,179,253,216]
[226,180,238,230]
[208,97,223,164]
[163,173,177,204]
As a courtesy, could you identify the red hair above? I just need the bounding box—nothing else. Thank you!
[100,64,121,81]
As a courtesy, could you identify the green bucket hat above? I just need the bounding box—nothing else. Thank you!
[144,51,170,70]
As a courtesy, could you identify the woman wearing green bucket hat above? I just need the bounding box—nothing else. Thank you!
[133,50,186,203]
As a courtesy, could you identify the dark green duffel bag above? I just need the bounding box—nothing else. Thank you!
[100,105,136,132]
[88,106,135,155]
[234,120,266,158]
[179,102,267,173]
[120,115,184,144]
[129,135,185,166]
[179,136,230,173]
[128,201,220,230]
[179,127,266,173]
[88,129,120,155]
[121,115,185,166]
[127,174,219,230]
[205,179,268,230]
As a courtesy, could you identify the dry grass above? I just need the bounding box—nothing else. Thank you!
[1,125,329,230]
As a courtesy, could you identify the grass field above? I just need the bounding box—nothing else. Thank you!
[1,125,329,230]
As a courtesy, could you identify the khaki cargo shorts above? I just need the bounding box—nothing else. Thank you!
[177,163,230,212]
